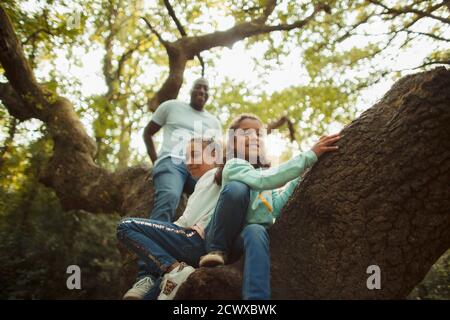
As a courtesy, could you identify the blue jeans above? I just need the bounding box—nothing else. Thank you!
[117,218,206,299]
[205,181,250,254]
[205,181,270,299]
[138,157,197,279]
[232,224,271,300]
[150,157,197,222]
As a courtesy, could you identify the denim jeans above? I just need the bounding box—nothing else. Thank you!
[232,224,271,300]
[204,181,269,300]
[117,218,206,291]
[205,181,250,254]
[138,157,197,279]
[150,156,197,222]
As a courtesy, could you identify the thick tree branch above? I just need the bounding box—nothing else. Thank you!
[142,15,187,111]
[146,43,188,111]
[144,2,328,111]
[0,4,156,215]
[162,0,205,76]
[0,82,34,121]
[182,7,324,56]
[0,6,50,120]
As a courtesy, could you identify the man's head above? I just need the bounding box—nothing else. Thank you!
[190,78,209,111]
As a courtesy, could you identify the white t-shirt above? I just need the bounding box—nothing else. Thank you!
[174,167,221,238]
[151,100,222,165]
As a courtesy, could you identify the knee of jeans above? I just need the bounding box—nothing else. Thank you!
[222,181,250,204]
[242,224,269,246]
[156,187,181,201]
[116,218,132,240]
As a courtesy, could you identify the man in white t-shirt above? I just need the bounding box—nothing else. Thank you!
[123,78,221,299]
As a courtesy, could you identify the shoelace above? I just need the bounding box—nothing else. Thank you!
[177,262,187,271]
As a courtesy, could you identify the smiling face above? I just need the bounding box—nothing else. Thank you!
[186,139,217,179]
[190,81,209,111]
[233,118,266,165]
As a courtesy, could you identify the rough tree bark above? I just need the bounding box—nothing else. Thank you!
[270,66,450,299]
[1,4,449,299]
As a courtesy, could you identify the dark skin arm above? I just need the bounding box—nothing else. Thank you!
[143,120,162,164]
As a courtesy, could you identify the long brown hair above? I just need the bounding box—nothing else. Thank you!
[214,113,270,185]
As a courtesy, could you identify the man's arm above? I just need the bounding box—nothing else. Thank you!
[143,120,162,164]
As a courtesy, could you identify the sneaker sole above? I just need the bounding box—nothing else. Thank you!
[199,256,225,268]
[122,293,144,300]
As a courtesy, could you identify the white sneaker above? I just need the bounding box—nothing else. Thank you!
[157,263,195,300]
[123,276,155,300]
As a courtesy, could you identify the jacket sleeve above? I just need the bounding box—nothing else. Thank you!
[223,150,318,191]
[271,177,300,218]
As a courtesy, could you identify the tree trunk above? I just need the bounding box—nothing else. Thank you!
[175,67,450,299]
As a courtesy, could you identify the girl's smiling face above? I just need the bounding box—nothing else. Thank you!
[233,118,266,165]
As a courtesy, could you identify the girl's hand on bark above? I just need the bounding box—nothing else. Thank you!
[311,134,341,158]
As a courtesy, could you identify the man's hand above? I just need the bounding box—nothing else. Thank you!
[311,133,341,158]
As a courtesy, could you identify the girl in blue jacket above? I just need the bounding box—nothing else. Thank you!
[200,114,341,299]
